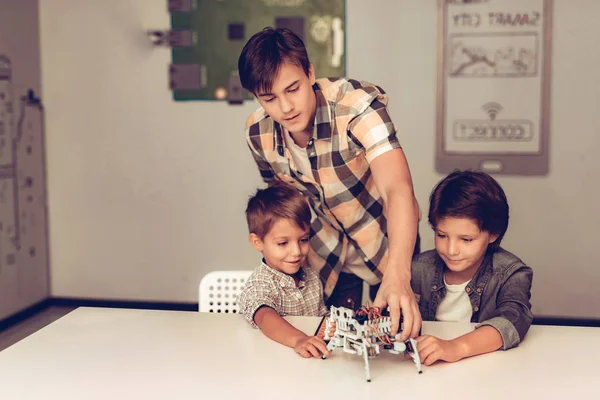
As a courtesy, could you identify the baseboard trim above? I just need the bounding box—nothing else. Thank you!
[532,316,600,327]
[50,297,198,312]
[0,299,53,332]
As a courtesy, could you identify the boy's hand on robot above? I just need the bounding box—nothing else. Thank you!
[294,335,330,359]
[414,335,462,366]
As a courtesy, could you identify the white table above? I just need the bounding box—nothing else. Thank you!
[0,307,598,399]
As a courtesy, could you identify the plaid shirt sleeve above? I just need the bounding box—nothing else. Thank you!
[238,277,282,329]
[245,114,277,184]
[246,137,276,184]
[347,90,402,163]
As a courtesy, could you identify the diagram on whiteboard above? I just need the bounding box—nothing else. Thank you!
[0,55,49,279]
[436,0,552,176]
[450,33,538,77]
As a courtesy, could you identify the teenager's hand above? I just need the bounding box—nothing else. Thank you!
[324,321,336,340]
[373,271,421,340]
[293,335,330,358]
[327,321,336,338]
[417,335,463,365]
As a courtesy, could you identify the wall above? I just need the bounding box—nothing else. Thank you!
[40,0,600,318]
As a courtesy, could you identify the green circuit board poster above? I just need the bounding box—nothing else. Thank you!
[168,0,346,103]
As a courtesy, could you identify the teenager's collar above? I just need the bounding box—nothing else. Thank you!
[311,81,334,141]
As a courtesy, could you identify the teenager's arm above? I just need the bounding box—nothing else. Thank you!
[370,148,422,340]
[417,326,502,366]
[254,306,329,358]
[246,131,277,185]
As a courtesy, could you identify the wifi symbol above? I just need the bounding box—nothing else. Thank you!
[482,102,503,120]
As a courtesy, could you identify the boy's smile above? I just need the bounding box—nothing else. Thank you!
[435,217,498,285]
[250,218,310,277]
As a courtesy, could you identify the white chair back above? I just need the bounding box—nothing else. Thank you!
[198,270,253,313]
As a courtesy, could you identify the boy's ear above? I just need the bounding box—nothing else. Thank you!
[309,63,316,85]
[249,233,264,252]
[488,233,499,244]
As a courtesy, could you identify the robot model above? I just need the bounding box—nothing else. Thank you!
[321,305,422,382]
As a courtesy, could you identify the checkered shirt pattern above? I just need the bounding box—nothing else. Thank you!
[245,77,401,298]
[238,261,329,328]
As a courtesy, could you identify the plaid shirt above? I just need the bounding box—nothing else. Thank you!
[238,261,328,328]
[245,77,401,298]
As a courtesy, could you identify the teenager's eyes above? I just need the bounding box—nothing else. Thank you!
[300,238,309,243]
[436,233,447,239]
[277,242,288,246]
[288,87,299,93]
[264,97,276,103]
[462,238,473,243]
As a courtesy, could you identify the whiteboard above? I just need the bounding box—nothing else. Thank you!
[436,0,552,175]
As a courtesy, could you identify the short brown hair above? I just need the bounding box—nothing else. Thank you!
[429,170,509,253]
[246,183,311,239]
[238,27,310,95]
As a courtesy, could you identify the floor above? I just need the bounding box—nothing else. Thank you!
[0,306,76,352]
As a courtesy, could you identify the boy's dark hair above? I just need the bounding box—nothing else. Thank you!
[238,27,310,95]
[428,170,509,253]
[246,183,311,239]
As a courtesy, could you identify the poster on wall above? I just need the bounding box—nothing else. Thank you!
[436,0,552,175]
[167,0,346,103]
[0,55,49,298]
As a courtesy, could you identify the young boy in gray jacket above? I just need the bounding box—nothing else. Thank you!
[411,170,533,365]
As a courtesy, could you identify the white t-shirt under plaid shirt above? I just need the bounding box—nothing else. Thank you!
[238,261,329,328]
